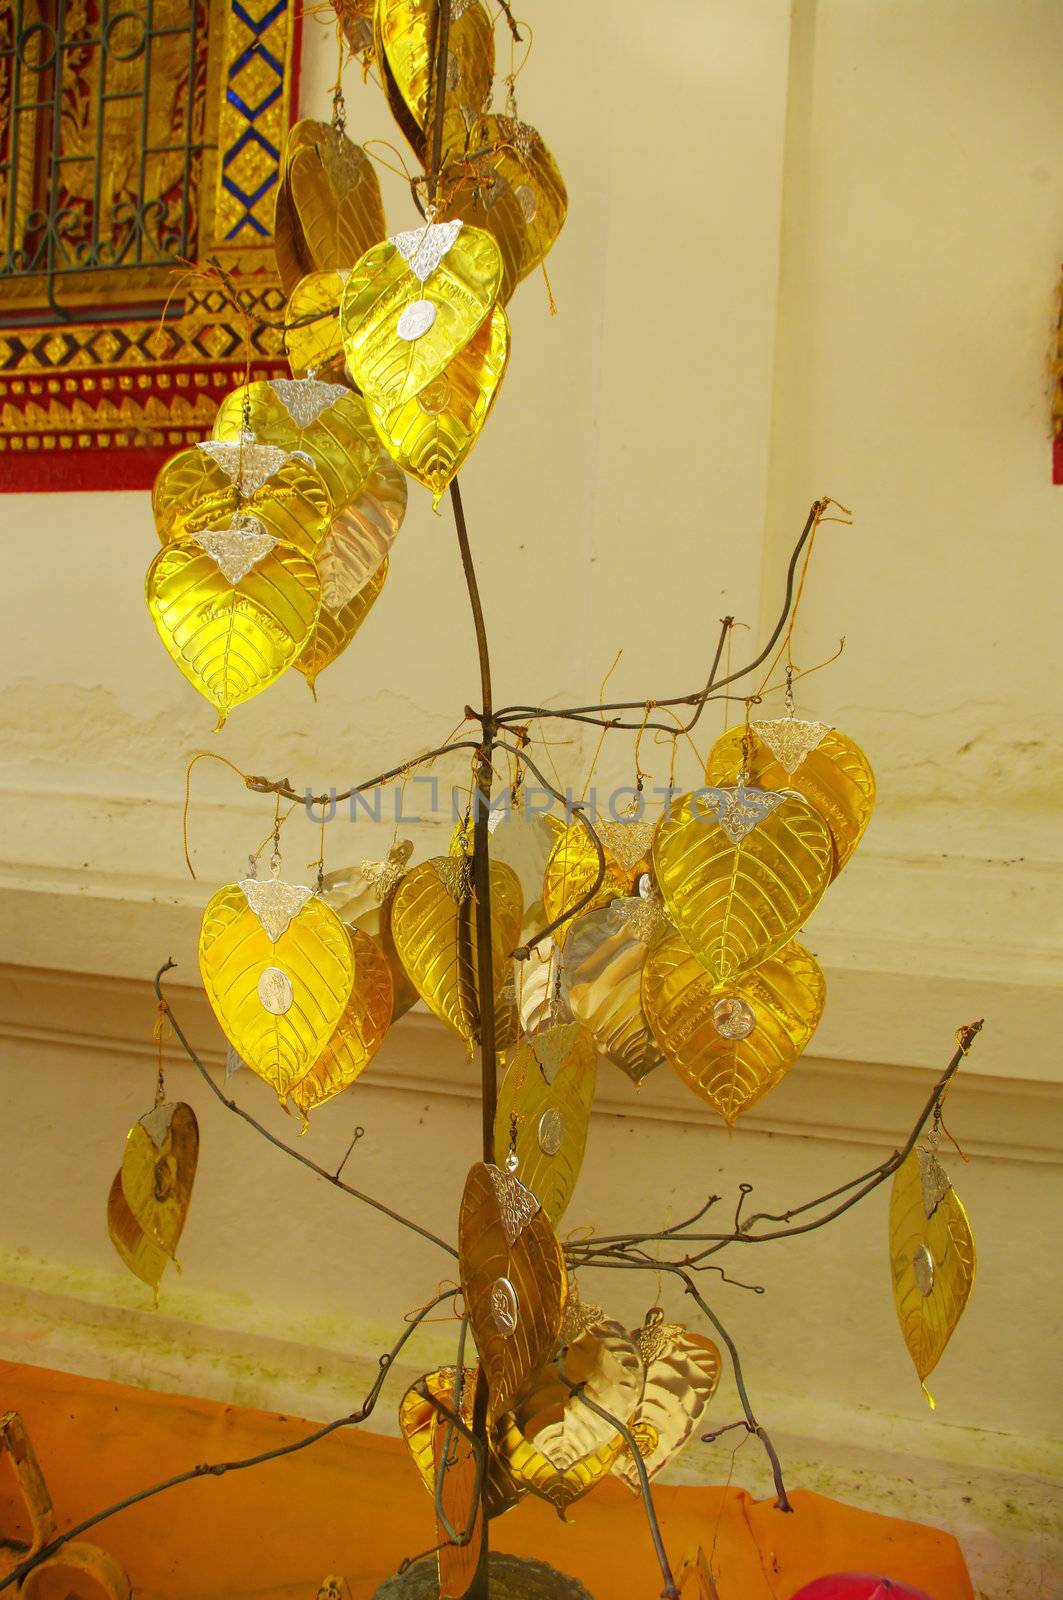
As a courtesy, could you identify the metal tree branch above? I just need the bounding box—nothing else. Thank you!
[155,963,458,1261]
[0,1288,458,1593]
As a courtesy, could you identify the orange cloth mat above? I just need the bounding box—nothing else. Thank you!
[0,1361,973,1600]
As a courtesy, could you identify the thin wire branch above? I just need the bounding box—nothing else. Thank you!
[0,1289,457,1592]
[243,737,482,810]
[493,499,825,733]
[155,964,458,1260]
[557,1353,679,1599]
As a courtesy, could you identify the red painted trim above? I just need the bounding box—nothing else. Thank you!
[0,444,178,493]
[1054,431,1063,486]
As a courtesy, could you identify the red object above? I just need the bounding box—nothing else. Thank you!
[790,1578,934,1600]
[1053,430,1063,486]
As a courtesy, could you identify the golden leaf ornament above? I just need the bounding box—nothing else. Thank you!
[493,1023,597,1224]
[399,1367,524,1521]
[145,534,321,726]
[289,929,394,1121]
[642,934,826,1125]
[322,842,419,1020]
[294,553,388,693]
[889,1144,975,1406]
[153,442,331,560]
[366,303,510,504]
[707,722,875,877]
[340,222,502,410]
[458,1161,567,1420]
[442,114,567,304]
[542,816,656,944]
[318,450,407,610]
[561,895,669,1085]
[285,270,349,382]
[652,786,833,984]
[212,380,380,529]
[107,1173,171,1298]
[497,1316,644,1513]
[286,122,386,279]
[613,1309,722,1492]
[199,881,355,1100]
[433,1410,483,1599]
[119,1101,199,1261]
[374,0,495,163]
[487,805,565,946]
[390,857,523,1045]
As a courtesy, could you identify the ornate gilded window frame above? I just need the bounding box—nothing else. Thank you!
[0,0,299,491]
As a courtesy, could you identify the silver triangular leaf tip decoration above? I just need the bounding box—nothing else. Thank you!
[698,784,787,844]
[270,376,349,427]
[486,1162,540,1246]
[597,818,655,870]
[198,433,290,498]
[225,1044,248,1080]
[752,716,832,775]
[194,514,277,584]
[238,878,313,942]
[389,219,463,284]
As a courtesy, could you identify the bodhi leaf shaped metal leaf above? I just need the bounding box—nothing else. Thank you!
[293,553,388,695]
[366,304,510,506]
[119,1101,199,1263]
[642,934,826,1126]
[213,380,380,525]
[652,787,833,985]
[317,450,407,610]
[493,1024,597,1224]
[612,1308,722,1492]
[496,1316,644,1514]
[107,1172,171,1299]
[152,445,332,560]
[398,1367,524,1520]
[374,0,495,163]
[889,1145,975,1407]
[390,857,523,1046]
[285,269,350,382]
[321,844,420,1021]
[542,817,656,946]
[707,723,875,877]
[561,898,668,1086]
[442,114,568,304]
[199,883,355,1101]
[340,223,502,410]
[458,1161,566,1421]
[288,928,394,1123]
[145,536,321,726]
[286,122,386,279]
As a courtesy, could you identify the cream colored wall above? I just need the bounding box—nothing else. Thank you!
[0,3,1060,1597]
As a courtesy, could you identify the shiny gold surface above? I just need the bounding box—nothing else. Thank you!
[492,1025,597,1224]
[146,537,321,725]
[443,115,568,304]
[642,935,826,1125]
[212,382,379,523]
[318,452,408,610]
[323,852,420,1021]
[119,1102,199,1261]
[367,305,510,504]
[496,1319,643,1512]
[199,885,355,1100]
[289,929,394,1120]
[398,1367,524,1521]
[340,226,502,410]
[434,1415,482,1600]
[707,724,875,876]
[285,271,350,381]
[294,554,388,693]
[285,122,386,282]
[561,903,664,1085]
[889,1147,975,1403]
[542,821,654,946]
[391,859,523,1045]
[613,1309,721,1492]
[458,1162,567,1421]
[374,0,495,162]
[152,448,332,560]
[652,790,833,984]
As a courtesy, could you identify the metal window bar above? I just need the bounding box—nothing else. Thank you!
[0,0,207,322]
